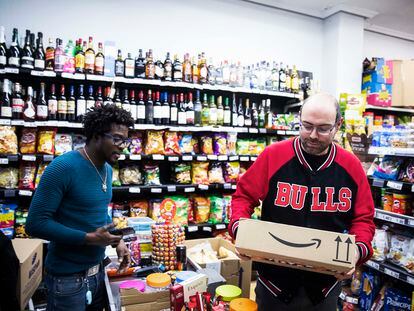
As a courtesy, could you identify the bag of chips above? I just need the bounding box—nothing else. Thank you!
[0,126,18,155]
[20,128,37,154]
[129,132,143,155]
[112,203,129,229]
[149,199,163,223]
[222,195,232,223]
[209,196,224,224]
[35,163,48,188]
[37,129,57,155]
[237,139,250,155]
[208,162,224,184]
[164,131,181,155]
[19,162,36,190]
[388,234,410,267]
[14,208,29,238]
[214,133,227,155]
[129,200,149,217]
[144,163,161,185]
[227,132,237,156]
[0,167,19,189]
[192,162,209,185]
[373,156,403,181]
[194,196,210,224]
[120,165,142,185]
[192,136,200,154]
[188,196,195,224]
[112,165,121,187]
[0,203,18,231]
[55,134,73,156]
[256,138,267,155]
[179,133,193,154]
[224,162,240,183]
[172,163,191,184]
[144,131,164,155]
[201,135,213,155]
[371,228,390,262]
[169,196,189,226]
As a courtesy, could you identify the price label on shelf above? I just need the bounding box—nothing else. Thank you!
[184,187,195,193]
[22,155,36,162]
[372,178,385,188]
[250,156,257,162]
[366,260,380,270]
[168,156,179,162]
[203,226,212,232]
[384,268,399,279]
[0,119,11,125]
[223,183,232,189]
[187,226,198,232]
[19,190,32,197]
[11,120,24,126]
[229,156,239,161]
[207,155,218,160]
[216,224,226,230]
[346,297,359,305]
[339,291,346,300]
[199,185,209,190]
[43,155,54,162]
[182,155,193,161]
[118,154,126,161]
[43,71,56,77]
[152,154,165,160]
[47,121,59,127]
[197,156,207,161]
[36,121,48,127]
[24,122,37,128]
[129,187,141,193]
[407,276,414,285]
[0,69,5,74]
[259,128,267,133]
[218,155,228,161]
[31,70,44,77]
[129,154,141,160]
[408,219,414,227]
[387,181,403,190]
[150,188,162,193]
[240,156,249,162]
[249,128,259,133]
[277,130,285,135]
[167,186,176,192]
[0,158,8,165]
[4,190,16,197]
[5,67,19,74]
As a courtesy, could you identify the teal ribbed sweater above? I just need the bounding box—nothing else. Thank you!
[26,150,112,275]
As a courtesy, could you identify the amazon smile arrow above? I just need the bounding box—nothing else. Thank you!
[269,232,321,249]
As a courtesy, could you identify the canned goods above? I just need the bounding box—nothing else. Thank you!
[382,190,393,211]
[392,193,412,215]
[176,245,187,271]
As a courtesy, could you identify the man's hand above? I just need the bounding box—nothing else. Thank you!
[116,240,131,273]
[84,224,122,246]
[335,248,360,281]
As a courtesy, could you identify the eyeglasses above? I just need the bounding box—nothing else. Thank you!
[299,121,336,136]
[103,133,131,148]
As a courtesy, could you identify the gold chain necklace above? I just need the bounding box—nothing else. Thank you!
[83,147,107,192]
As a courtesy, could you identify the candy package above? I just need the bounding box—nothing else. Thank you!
[37,129,56,155]
[224,162,240,183]
[144,164,161,185]
[0,126,18,154]
[194,196,210,224]
[387,234,410,266]
[149,199,163,223]
[14,208,29,238]
[399,159,414,183]
[192,136,200,154]
[188,197,195,223]
[383,288,411,311]
[200,135,213,155]
[164,131,181,155]
[120,165,142,185]
[209,196,224,224]
[222,195,232,223]
[227,132,237,156]
[0,203,18,237]
[129,132,143,155]
[55,134,73,156]
[0,167,19,189]
[112,203,129,229]
[35,163,48,188]
[192,162,209,185]
[208,162,224,184]
[213,133,227,155]
[172,163,191,184]
[19,162,36,190]
[169,196,189,226]
[371,228,390,262]
[19,128,37,154]
[373,156,403,181]
[179,133,193,154]
[144,131,164,155]
[112,165,121,187]
[129,200,149,217]
[72,135,86,150]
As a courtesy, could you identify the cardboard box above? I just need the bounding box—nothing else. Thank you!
[361,81,392,107]
[363,58,393,84]
[392,60,414,107]
[120,287,169,307]
[180,274,208,301]
[121,300,170,311]
[12,238,43,311]
[184,238,252,298]
[235,219,356,275]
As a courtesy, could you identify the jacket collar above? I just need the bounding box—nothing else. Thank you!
[293,137,337,172]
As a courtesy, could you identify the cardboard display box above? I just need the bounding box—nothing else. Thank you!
[120,287,170,307]
[392,60,414,107]
[235,219,356,275]
[184,237,252,298]
[12,238,43,311]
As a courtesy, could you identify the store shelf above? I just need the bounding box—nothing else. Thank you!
[374,208,414,227]
[0,189,33,199]
[368,146,414,157]
[186,222,228,234]
[112,183,237,195]
[119,154,257,162]
[368,176,414,192]
[0,154,56,164]
[365,105,414,114]
[365,260,414,286]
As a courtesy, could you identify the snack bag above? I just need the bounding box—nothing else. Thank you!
[200,135,213,155]
[0,203,18,232]
[383,288,411,311]
[144,163,161,185]
[179,133,193,154]
[120,165,142,185]
[172,163,191,184]
[224,162,240,183]
[169,196,189,226]
[372,156,403,181]
[223,195,232,223]
[164,131,181,155]
[55,133,73,156]
[400,238,414,273]
[388,234,410,267]
[37,129,57,155]
[256,138,266,155]
[0,126,18,154]
[226,132,237,156]
[129,132,143,155]
[0,167,19,189]
[112,165,121,187]
[192,162,209,185]
[371,228,390,262]
[194,196,210,224]
[208,162,224,184]
[112,203,129,229]
[192,136,200,154]
[19,128,37,154]
[144,131,164,155]
[35,163,48,188]
[209,196,224,224]
[129,200,149,217]
[14,208,29,238]
[214,133,227,155]
[237,139,250,155]
[188,197,195,223]
[149,199,163,223]
[18,162,36,190]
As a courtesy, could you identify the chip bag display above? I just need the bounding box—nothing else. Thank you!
[0,126,18,154]
[192,162,209,185]
[19,128,37,154]
[18,162,36,190]
[200,135,213,155]
[55,133,73,156]
[129,132,143,155]
[164,131,181,155]
[213,133,227,155]
[209,196,224,224]
[144,163,161,185]
[37,129,56,155]
[172,163,191,184]
[0,167,19,189]
[14,208,29,238]
[224,162,240,183]
[179,133,193,154]
[194,196,210,224]
[145,131,164,155]
[120,165,142,185]
[169,196,189,226]
[129,200,149,217]
[35,163,48,188]
[208,162,224,184]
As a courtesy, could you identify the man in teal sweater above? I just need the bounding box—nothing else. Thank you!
[27,105,135,311]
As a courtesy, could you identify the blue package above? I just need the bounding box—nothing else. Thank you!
[384,288,411,311]
[372,156,403,181]
[359,272,381,311]
[0,227,14,238]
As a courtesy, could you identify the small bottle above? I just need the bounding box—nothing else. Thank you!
[136,90,146,124]
[84,36,95,74]
[94,42,105,75]
[36,82,48,121]
[12,82,24,120]
[182,53,192,83]
[194,90,202,126]
[57,84,67,121]
[34,32,45,71]
[8,28,21,68]
[146,90,154,124]
[76,84,86,122]
[54,38,65,72]
[145,50,155,79]
[21,30,34,69]
[23,86,36,122]
[163,52,172,81]
[48,84,57,120]
[67,85,76,122]
[45,37,55,71]
[0,79,12,119]
[186,92,194,125]
[124,53,135,78]
[115,49,124,77]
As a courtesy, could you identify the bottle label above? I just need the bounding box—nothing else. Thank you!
[37,105,48,118]
[46,50,54,61]
[130,105,137,120]
[12,98,24,113]
[8,57,20,66]
[154,106,162,119]
[24,105,36,119]
[75,54,85,70]
[86,100,95,111]
[63,56,75,73]
[0,55,6,65]
[48,99,58,114]
[55,54,65,71]
[164,64,172,77]
[186,111,195,124]
[85,53,95,69]
[292,78,299,91]
[162,105,170,119]
[155,66,164,78]
[125,60,135,77]
[121,104,130,112]
[58,100,67,114]
[137,105,146,119]
[67,100,76,114]
[238,115,244,127]
[232,113,238,126]
[95,57,104,71]
[146,64,155,78]
[173,68,182,80]
[224,110,231,124]
[200,67,208,79]
[209,108,217,123]
[178,112,186,125]
[170,107,178,122]
[34,59,45,70]
[1,106,12,118]
[21,56,34,69]
[115,61,124,76]
[76,99,86,116]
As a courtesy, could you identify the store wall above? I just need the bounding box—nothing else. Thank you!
[0,0,324,83]
[363,31,414,59]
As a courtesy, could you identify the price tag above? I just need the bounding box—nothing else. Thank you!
[199,185,209,190]
[22,155,36,161]
[43,71,56,77]
[118,154,126,161]
[231,184,237,190]
[0,158,9,165]
[167,186,176,192]
[346,297,359,305]
[0,119,11,125]
[151,188,162,193]
[240,156,249,162]
[218,155,228,161]
[168,156,179,162]
[24,122,37,128]
[229,156,239,161]
[47,121,59,127]
[61,73,72,78]
[372,178,385,187]
[43,155,54,162]
[0,69,5,74]
[31,70,44,76]
[286,130,297,135]
[207,155,218,160]
[11,120,25,126]
[129,154,141,160]
[250,156,258,162]
[216,224,226,230]
[129,187,141,193]
[197,156,207,161]
[239,127,248,133]
[407,276,414,285]
[408,219,414,227]
[339,291,346,300]
[387,181,403,190]
[259,128,267,133]
[366,260,380,270]
[70,122,83,128]
[182,155,193,161]
[203,226,212,232]
[249,128,259,133]
[35,121,48,126]
[19,190,32,197]
[277,130,285,135]
[224,183,232,189]
[152,154,165,160]
[187,226,198,232]
[384,268,399,279]
[4,190,16,197]
[5,67,19,74]
[184,187,195,193]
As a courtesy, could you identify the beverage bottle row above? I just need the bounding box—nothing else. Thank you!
[0,79,274,128]
[0,26,304,93]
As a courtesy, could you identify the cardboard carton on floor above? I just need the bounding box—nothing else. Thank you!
[12,238,43,311]
[184,237,252,298]
[119,287,169,308]
[235,219,356,275]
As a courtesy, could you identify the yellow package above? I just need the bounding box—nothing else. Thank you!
[192,162,209,185]
[0,126,18,154]
[144,131,164,155]
[37,130,56,155]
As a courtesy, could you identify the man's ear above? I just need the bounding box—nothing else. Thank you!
[336,117,344,129]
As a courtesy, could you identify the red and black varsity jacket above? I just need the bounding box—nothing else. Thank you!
[229,137,375,304]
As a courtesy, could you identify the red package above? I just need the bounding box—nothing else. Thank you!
[170,284,185,311]
[164,131,181,155]
[19,162,36,190]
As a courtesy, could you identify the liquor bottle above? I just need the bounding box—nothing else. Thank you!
[124,53,135,78]
[285,65,291,93]
[279,62,286,92]
[67,85,76,122]
[45,37,55,71]
[48,83,57,120]
[231,94,238,127]
[85,36,95,74]
[75,39,85,73]
[170,94,178,125]
[129,89,137,121]
[182,53,192,83]
[194,90,202,126]
[95,86,103,107]
[54,38,65,72]
[229,62,238,87]
[136,90,146,124]
[271,61,279,91]
[236,61,244,87]
[186,92,194,125]
[135,49,145,78]
[163,52,172,81]
[177,93,186,125]
[23,86,36,121]
[0,79,11,119]
[145,49,155,79]
[215,61,223,85]
[291,65,299,93]
[201,93,209,126]
[222,60,230,85]
[251,101,259,127]
[265,99,272,129]
[244,99,252,127]
[36,82,48,121]
[57,84,67,121]
[258,100,265,128]
[103,86,113,106]
[154,57,164,80]
[192,55,199,84]
[161,92,170,125]
[63,39,75,73]
[216,95,224,126]
[0,26,7,69]
[33,32,45,70]
[223,97,231,126]
[207,58,216,85]
[76,84,86,122]
[113,88,122,108]
[86,85,95,111]
[237,98,244,127]
[12,82,24,119]
[94,42,104,75]
[199,52,208,84]
[153,91,162,125]
[30,33,36,52]
[21,30,34,69]
[173,54,182,82]
[8,28,20,68]
[209,95,217,126]
[145,90,154,124]
[115,49,124,77]
[122,89,131,113]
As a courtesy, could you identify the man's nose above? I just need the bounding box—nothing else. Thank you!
[309,128,319,139]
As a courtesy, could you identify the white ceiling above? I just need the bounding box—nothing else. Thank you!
[242,0,414,41]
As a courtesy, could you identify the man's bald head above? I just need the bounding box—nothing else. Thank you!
[299,93,341,124]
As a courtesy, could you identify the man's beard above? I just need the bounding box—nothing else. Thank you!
[300,137,330,155]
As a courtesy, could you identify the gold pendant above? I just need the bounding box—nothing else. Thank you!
[102,184,107,192]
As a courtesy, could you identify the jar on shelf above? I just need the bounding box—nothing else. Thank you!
[392,193,412,215]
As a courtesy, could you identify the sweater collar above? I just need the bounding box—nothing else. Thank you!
[293,137,337,172]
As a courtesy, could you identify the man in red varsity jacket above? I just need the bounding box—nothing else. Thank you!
[230,93,375,310]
